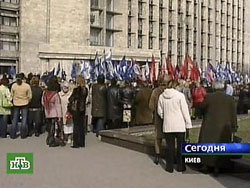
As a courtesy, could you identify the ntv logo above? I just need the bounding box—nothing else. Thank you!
[10,157,30,170]
[7,153,33,174]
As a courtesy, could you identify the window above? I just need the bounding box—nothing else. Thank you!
[91,0,99,7]
[138,36,142,48]
[106,14,113,29]
[90,28,101,45]
[0,41,17,51]
[149,37,153,49]
[0,16,17,26]
[138,19,143,32]
[105,31,113,46]
[0,34,16,40]
[106,0,113,11]
[128,34,132,48]
[0,65,16,75]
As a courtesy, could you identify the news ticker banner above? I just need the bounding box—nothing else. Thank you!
[182,143,250,155]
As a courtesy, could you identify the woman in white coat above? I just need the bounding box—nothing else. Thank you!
[158,80,192,173]
[59,82,73,144]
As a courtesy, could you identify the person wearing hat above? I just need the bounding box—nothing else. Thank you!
[59,81,73,144]
[149,75,172,165]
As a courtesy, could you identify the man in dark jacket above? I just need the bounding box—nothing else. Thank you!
[107,79,122,129]
[28,76,43,137]
[199,81,238,176]
[91,75,107,136]
[119,81,136,127]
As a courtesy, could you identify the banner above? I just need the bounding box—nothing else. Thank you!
[182,143,250,155]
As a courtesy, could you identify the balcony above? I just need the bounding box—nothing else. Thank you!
[0,25,19,34]
[0,2,19,11]
[106,10,122,16]
[0,50,19,60]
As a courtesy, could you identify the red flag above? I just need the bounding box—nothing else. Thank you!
[166,56,174,79]
[174,64,180,80]
[150,55,156,83]
[179,63,188,80]
[161,57,167,76]
[184,54,194,79]
[190,63,200,82]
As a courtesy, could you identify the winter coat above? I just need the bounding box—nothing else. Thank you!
[0,85,12,115]
[11,82,32,106]
[29,86,43,109]
[68,86,88,114]
[198,91,237,167]
[149,86,166,139]
[91,83,107,118]
[42,90,62,118]
[135,87,153,125]
[119,85,135,105]
[107,85,122,121]
[158,88,192,133]
[192,87,207,107]
[59,90,72,124]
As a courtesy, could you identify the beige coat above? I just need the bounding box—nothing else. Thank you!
[11,82,32,106]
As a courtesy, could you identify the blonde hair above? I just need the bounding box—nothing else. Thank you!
[76,75,85,87]
[30,76,40,87]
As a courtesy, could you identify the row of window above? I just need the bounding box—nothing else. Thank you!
[0,0,19,4]
[0,16,17,26]
[0,41,18,51]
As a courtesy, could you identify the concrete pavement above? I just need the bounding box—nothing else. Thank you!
[0,133,249,188]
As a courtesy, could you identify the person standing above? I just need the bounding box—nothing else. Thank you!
[68,76,88,148]
[149,75,171,165]
[134,83,153,126]
[198,81,237,176]
[106,79,122,129]
[59,81,73,144]
[11,73,32,139]
[119,81,136,127]
[28,76,43,137]
[158,81,192,173]
[224,80,234,96]
[0,78,12,138]
[42,78,63,147]
[91,75,107,137]
[191,82,207,119]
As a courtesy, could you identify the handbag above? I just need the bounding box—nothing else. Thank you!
[2,94,13,108]
[231,132,242,159]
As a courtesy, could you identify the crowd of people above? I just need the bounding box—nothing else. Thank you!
[0,71,248,175]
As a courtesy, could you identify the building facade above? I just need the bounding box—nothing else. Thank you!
[0,0,249,76]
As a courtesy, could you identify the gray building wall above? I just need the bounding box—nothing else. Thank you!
[1,0,249,76]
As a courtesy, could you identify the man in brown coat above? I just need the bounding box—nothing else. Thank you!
[149,75,172,164]
[199,81,238,176]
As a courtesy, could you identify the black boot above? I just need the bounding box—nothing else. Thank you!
[154,154,160,165]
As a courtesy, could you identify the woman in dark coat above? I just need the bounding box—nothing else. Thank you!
[106,79,122,129]
[91,75,107,136]
[237,85,249,114]
[198,81,238,175]
[134,83,153,125]
[68,76,88,148]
